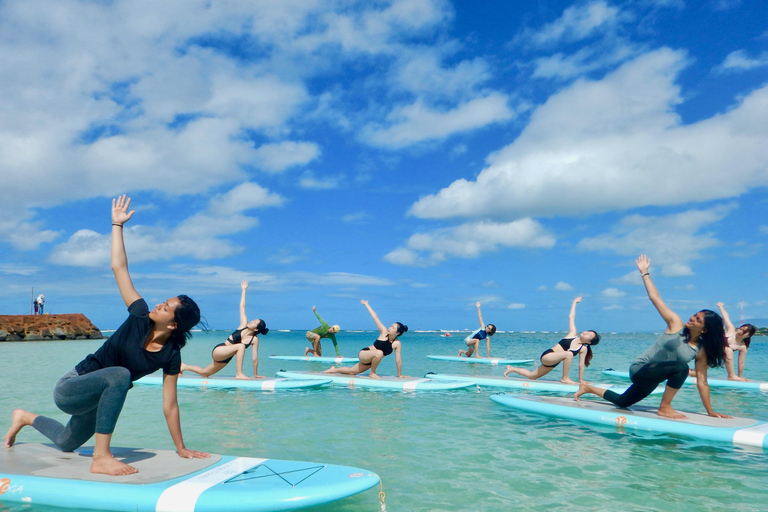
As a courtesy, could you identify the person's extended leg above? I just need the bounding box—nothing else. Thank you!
[504,364,554,379]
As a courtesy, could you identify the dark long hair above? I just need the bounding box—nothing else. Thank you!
[740,324,757,348]
[584,331,600,367]
[683,309,726,368]
[169,294,201,349]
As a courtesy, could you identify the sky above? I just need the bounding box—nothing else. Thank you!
[1,0,767,333]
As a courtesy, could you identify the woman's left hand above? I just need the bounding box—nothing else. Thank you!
[112,194,135,226]
[178,448,211,459]
[708,411,733,419]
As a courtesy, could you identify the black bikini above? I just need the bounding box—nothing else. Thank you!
[212,328,257,363]
[359,338,394,365]
[540,338,584,368]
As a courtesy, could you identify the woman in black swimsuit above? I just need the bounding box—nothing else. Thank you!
[504,296,600,384]
[324,300,407,379]
[181,280,268,380]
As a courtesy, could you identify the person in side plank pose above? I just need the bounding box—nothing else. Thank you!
[4,195,209,475]
[458,302,497,358]
[575,255,730,420]
[504,297,600,385]
[323,300,407,379]
[717,301,756,382]
[181,280,268,379]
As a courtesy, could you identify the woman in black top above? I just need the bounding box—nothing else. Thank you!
[324,300,407,379]
[4,195,209,476]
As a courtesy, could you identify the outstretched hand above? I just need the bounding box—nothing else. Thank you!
[361,300,368,306]
[573,296,582,304]
[112,195,135,226]
[476,301,481,308]
[636,254,651,274]
[313,305,317,312]
[241,280,249,290]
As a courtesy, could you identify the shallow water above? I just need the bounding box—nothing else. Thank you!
[2,331,767,512]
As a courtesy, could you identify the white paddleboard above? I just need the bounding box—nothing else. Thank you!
[276,370,475,391]
[427,355,533,365]
[491,394,768,449]
[135,374,332,390]
[0,443,380,511]
[269,355,359,364]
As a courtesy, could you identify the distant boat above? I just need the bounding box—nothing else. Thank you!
[277,330,290,332]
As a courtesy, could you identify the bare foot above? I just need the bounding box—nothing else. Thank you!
[503,365,519,378]
[458,350,464,357]
[323,366,336,374]
[657,406,687,419]
[728,376,749,382]
[179,363,188,375]
[5,409,38,448]
[235,374,252,380]
[304,347,311,356]
[561,378,577,385]
[369,373,381,380]
[253,375,267,379]
[91,454,138,476]
[573,383,590,401]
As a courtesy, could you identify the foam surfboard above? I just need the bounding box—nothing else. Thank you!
[0,443,380,511]
[602,369,768,392]
[269,355,360,364]
[427,355,533,365]
[490,394,768,449]
[135,374,332,390]
[424,373,663,395]
[276,370,475,391]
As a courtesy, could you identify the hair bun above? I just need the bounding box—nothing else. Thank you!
[402,324,408,333]
[262,327,269,335]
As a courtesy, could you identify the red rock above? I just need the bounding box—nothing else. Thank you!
[0,314,103,342]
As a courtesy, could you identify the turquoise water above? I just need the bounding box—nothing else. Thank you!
[2,331,768,512]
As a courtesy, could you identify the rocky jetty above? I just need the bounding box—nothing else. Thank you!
[0,314,103,341]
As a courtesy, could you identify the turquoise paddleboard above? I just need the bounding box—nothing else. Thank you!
[425,373,662,395]
[427,355,533,365]
[136,374,332,390]
[276,370,475,391]
[0,443,380,511]
[490,394,768,449]
[602,368,768,392]
[269,355,360,364]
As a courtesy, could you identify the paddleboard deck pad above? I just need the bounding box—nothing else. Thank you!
[269,355,359,364]
[490,394,768,449]
[602,368,768,392]
[425,373,662,395]
[0,443,380,511]
[276,370,475,391]
[135,374,332,390]
[427,355,533,365]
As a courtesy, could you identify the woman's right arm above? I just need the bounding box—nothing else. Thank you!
[111,195,141,308]
[238,280,249,329]
[716,302,736,337]
[361,300,387,335]
[636,255,683,334]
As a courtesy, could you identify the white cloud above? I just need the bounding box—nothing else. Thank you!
[341,212,371,224]
[554,281,574,291]
[362,94,514,149]
[603,304,623,310]
[518,1,626,47]
[507,303,526,309]
[577,206,731,276]
[537,285,548,291]
[299,171,340,190]
[482,281,499,288]
[760,225,768,234]
[384,218,555,266]
[0,263,43,276]
[609,271,643,285]
[49,183,283,267]
[532,44,638,80]
[253,141,321,173]
[602,287,626,297]
[717,50,768,73]
[408,49,768,221]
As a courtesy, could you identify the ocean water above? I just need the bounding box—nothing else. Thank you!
[1,330,767,512]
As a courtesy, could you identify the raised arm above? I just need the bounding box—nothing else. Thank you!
[238,280,249,328]
[111,195,141,307]
[476,302,486,330]
[313,305,330,329]
[716,302,736,337]
[566,297,582,337]
[361,300,387,335]
[636,255,683,333]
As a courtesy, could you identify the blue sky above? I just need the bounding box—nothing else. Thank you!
[1,0,767,333]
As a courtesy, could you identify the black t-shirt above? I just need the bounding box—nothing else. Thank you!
[75,299,182,381]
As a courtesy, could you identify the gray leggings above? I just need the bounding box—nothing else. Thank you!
[32,367,131,452]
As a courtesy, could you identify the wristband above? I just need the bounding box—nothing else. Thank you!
[641,272,649,277]
[112,223,123,227]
